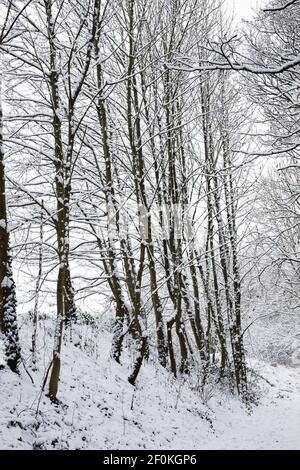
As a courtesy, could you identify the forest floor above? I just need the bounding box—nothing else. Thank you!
[0,317,300,450]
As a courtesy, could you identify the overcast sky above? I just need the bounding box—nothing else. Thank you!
[228,0,264,22]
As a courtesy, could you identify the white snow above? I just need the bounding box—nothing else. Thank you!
[0,336,6,370]
[0,316,299,450]
[1,276,14,289]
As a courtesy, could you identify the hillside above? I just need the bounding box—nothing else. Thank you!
[1,317,299,450]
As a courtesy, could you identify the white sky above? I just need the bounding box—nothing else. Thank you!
[228,0,264,22]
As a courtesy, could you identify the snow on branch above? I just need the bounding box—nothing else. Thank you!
[263,0,299,12]
[166,54,300,75]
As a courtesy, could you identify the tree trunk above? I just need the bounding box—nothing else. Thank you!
[167,318,177,377]
[31,205,44,364]
[128,336,148,386]
[0,79,21,373]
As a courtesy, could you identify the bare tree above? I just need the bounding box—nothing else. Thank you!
[0,0,34,372]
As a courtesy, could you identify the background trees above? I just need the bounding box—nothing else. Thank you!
[241,0,300,364]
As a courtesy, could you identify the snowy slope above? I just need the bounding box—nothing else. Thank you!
[0,317,300,450]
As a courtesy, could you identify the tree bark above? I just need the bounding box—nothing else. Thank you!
[0,78,21,373]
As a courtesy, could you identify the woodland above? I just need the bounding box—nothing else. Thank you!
[0,0,300,450]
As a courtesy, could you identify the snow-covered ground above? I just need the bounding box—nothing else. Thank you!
[0,317,299,450]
